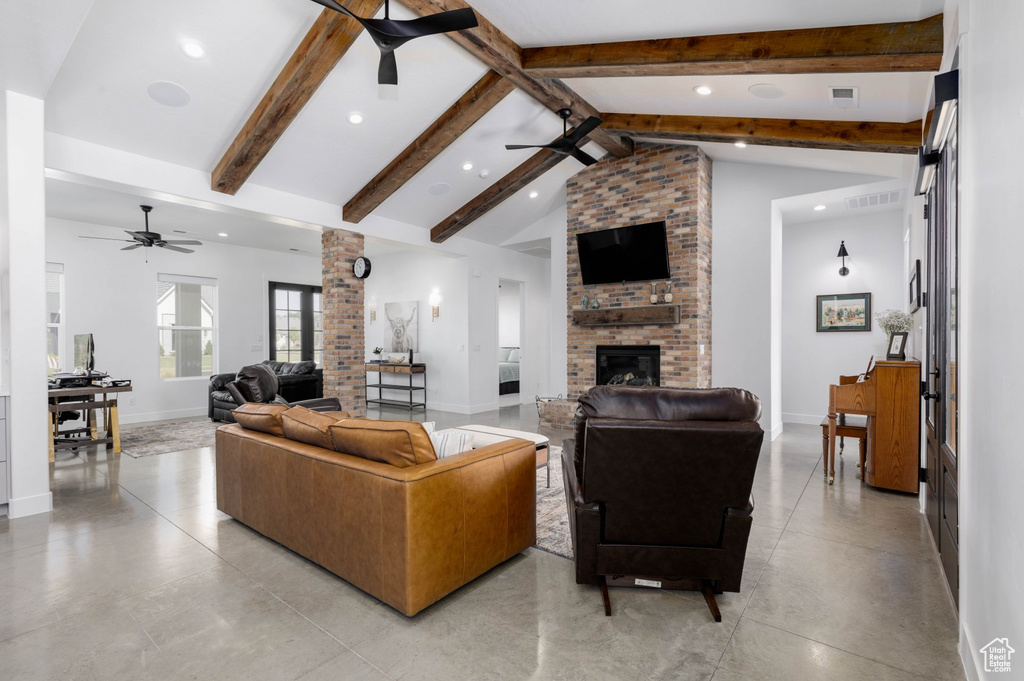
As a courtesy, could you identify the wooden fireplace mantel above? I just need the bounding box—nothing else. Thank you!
[572,305,680,326]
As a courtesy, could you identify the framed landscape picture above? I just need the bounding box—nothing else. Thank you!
[816,293,872,332]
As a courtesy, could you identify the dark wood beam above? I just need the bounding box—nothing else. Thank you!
[522,14,943,78]
[396,0,633,158]
[601,113,922,154]
[211,2,383,195]
[343,70,514,223]
[430,148,566,243]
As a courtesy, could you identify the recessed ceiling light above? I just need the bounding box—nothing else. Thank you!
[693,85,713,96]
[347,112,364,125]
[749,83,786,99]
[147,81,190,108]
[529,191,539,199]
[814,205,827,211]
[429,182,451,196]
[734,141,748,148]
[462,162,474,171]
[218,232,228,237]
[180,40,206,59]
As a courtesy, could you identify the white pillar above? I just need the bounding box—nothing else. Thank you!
[4,91,52,517]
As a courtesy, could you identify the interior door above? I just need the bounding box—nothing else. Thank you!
[923,114,959,608]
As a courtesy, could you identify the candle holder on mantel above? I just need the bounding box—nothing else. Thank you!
[591,296,600,309]
[650,283,672,304]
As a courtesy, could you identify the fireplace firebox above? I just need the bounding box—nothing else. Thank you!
[596,345,660,386]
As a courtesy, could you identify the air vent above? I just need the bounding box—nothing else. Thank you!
[845,190,904,210]
[829,86,859,109]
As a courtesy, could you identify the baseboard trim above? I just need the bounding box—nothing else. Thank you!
[769,422,784,441]
[469,401,499,415]
[783,413,825,426]
[8,491,52,518]
[960,621,981,681]
[120,407,207,425]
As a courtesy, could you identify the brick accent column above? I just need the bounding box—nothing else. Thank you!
[565,143,713,398]
[321,228,366,416]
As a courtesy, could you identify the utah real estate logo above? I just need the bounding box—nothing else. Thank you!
[980,638,1015,673]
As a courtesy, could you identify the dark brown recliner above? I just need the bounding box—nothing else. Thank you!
[226,364,342,413]
[561,385,764,621]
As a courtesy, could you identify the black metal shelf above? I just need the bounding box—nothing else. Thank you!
[367,398,426,409]
[365,383,425,391]
[365,363,427,411]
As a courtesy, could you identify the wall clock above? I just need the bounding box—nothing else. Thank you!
[353,256,371,279]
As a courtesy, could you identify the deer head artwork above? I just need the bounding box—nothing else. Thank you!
[385,304,417,353]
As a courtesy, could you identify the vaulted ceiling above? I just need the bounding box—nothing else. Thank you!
[4,0,943,249]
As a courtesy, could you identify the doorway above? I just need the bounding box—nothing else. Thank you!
[497,280,524,407]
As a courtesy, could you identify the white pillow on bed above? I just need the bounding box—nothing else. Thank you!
[507,348,520,362]
[498,347,513,362]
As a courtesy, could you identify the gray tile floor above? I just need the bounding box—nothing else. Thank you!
[0,405,965,681]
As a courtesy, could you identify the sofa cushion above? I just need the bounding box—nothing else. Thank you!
[232,403,290,437]
[236,364,280,403]
[290,360,316,375]
[281,405,345,450]
[578,386,762,423]
[329,419,437,468]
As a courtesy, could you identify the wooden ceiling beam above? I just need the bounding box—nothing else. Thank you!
[396,0,633,158]
[430,145,570,243]
[211,2,383,195]
[601,113,922,154]
[343,70,514,223]
[522,14,943,78]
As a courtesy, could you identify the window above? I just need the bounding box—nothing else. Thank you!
[269,282,323,365]
[157,274,217,379]
[46,263,64,375]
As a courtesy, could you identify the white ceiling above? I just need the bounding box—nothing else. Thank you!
[5,0,944,249]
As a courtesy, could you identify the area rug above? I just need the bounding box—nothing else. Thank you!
[120,417,220,458]
[536,446,573,560]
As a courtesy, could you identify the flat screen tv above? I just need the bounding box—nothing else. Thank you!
[73,333,94,372]
[576,221,671,285]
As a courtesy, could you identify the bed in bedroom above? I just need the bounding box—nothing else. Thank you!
[499,347,520,395]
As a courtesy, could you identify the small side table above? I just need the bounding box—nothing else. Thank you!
[365,363,426,411]
[820,414,868,481]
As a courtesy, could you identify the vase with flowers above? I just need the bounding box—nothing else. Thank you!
[875,309,912,344]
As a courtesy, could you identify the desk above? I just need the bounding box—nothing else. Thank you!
[48,384,132,462]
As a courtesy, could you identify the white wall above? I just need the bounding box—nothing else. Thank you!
[497,281,521,347]
[712,162,891,437]
[781,210,905,424]
[957,0,1024,676]
[46,217,322,423]
[364,249,471,413]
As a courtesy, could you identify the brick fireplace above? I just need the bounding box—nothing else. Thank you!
[596,345,660,386]
[565,142,712,398]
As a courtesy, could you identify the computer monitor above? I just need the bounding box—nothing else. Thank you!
[73,334,94,372]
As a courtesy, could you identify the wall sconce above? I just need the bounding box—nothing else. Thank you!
[428,289,441,322]
[368,297,377,323]
[837,241,850,277]
[924,70,958,154]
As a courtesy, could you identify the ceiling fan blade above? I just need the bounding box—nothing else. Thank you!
[80,236,136,242]
[162,240,203,246]
[121,244,143,251]
[309,0,361,22]
[377,49,398,85]
[386,7,478,38]
[570,146,600,167]
[505,144,547,151]
[563,116,604,147]
[158,244,194,254]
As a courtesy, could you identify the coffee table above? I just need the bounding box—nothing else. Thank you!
[454,424,550,487]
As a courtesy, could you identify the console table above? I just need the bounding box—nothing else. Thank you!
[365,363,426,411]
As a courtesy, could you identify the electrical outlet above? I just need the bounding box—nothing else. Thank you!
[699,344,706,355]
[458,344,465,351]
[472,344,481,352]
[128,397,136,406]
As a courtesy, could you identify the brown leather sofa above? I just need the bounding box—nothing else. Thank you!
[215,406,537,616]
[562,386,764,621]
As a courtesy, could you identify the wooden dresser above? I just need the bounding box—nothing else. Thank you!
[828,360,921,493]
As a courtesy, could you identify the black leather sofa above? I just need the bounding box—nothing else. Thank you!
[209,360,324,422]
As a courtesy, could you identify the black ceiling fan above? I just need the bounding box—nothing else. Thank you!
[505,109,604,166]
[79,205,203,254]
[310,0,478,85]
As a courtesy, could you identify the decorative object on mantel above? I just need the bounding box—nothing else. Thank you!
[664,283,674,304]
[886,332,909,360]
[581,295,589,309]
[574,305,680,326]
[816,293,871,332]
[648,283,675,305]
[837,241,851,276]
[650,283,658,305]
[876,308,913,345]
[591,296,600,309]
[909,260,922,312]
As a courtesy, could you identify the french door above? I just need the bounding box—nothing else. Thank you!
[923,112,959,607]
[269,282,323,365]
